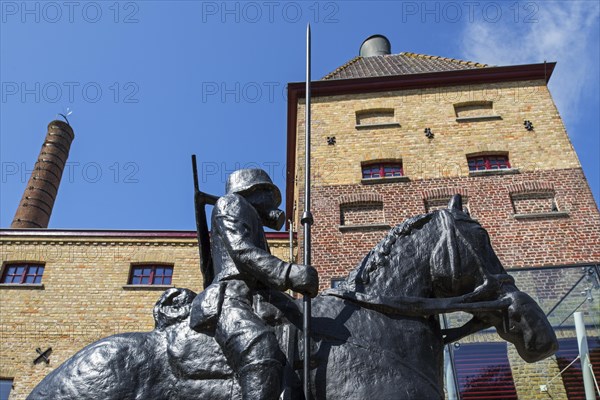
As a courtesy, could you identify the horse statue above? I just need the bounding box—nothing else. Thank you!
[28,196,558,399]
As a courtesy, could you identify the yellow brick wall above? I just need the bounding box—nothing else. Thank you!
[0,234,291,399]
[293,80,581,225]
[508,345,569,400]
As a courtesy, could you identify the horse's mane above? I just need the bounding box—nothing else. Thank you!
[343,212,434,290]
[341,209,478,291]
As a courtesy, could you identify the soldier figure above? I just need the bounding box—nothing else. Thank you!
[190,169,319,400]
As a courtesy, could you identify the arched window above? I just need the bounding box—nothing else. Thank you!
[337,193,389,231]
[355,109,400,129]
[454,101,501,122]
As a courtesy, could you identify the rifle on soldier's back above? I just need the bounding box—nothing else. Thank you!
[191,154,219,289]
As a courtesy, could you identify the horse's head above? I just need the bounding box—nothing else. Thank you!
[343,194,557,363]
[430,195,558,362]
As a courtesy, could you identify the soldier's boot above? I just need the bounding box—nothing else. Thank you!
[237,359,283,400]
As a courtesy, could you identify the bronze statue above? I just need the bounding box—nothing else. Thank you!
[189,169,318,400]
[27,194,558,399]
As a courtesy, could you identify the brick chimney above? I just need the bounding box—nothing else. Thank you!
[11,120,75,228]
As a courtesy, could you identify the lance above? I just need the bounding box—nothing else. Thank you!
[300,23,314,400]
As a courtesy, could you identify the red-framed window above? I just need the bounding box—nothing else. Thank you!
[453,342,517,400]
[362,163,404,179]
[556,337,600,399]
[467,155,511,171]
[1,263,44,284]
[129,265,173,285]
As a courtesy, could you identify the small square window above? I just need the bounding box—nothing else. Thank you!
[1,263,44,284]
[331,278,345,288]
[129,265,173,285]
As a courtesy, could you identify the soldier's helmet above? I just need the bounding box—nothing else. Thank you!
[226,169,282,206]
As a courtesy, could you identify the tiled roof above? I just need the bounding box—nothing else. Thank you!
[322,52,490,80]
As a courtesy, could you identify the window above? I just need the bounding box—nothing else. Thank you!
[454,101,493,117]
[355,109,399,129]
[512,192,558,215]
[467,155,510,171]
[362,163,404,179]
[0,379,13,400]
[454,101,501,122]
[340,202,385,226]
[1,263,44,284]
[331,278,345,288]
[453,342,517,400]
[129,265,173,285]
[556,337,600,399]
[425,197,470,215]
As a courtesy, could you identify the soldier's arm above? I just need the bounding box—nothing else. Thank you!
[213,196,292,291]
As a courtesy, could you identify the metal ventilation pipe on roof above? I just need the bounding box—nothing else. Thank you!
[359,34,391,57]
[11,120,75,229]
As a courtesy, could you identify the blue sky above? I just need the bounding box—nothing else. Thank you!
[1,1,598,230]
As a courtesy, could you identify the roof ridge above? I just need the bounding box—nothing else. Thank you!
[322,56,362,80]
[401,51,488,68]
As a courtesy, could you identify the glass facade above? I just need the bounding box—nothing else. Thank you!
[556,337,600,399]
[443,265,600,399]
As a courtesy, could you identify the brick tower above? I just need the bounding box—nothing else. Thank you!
[286,35,600,399]
[11,120,75,228]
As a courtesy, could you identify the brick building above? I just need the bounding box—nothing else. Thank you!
[0,230,291,399]
[1,35,600,399]
[286,35,600,399]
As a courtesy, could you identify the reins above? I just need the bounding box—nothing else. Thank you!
[324,267,516,344]
[323,287,512,318]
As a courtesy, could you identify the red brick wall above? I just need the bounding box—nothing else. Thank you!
[297,168,600,290]
[511,192,555,214]
[340,203,385,226]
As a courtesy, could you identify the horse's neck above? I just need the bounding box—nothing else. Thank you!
[360,235,433,299]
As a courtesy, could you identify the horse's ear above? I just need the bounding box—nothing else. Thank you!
[448,194,462,211]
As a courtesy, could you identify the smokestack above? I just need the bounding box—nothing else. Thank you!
[11,120,75,229]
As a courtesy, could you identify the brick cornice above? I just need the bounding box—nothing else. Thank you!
[0,238,197,247]
[0,229,290,239]
[0,229,292,247]
[1,238,291,247]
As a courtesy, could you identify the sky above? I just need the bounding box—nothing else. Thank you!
[1,0,599,230]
